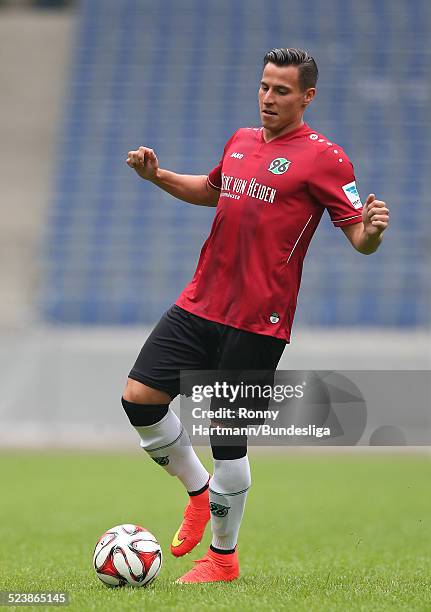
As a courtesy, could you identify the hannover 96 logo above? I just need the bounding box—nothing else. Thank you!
[268,157,291,175]
[152,456,169,466]
[210,502,230,517]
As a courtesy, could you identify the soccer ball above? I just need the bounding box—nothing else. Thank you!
[93,524,162,587]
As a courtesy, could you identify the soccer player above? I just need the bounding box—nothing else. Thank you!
[123,48,389,583]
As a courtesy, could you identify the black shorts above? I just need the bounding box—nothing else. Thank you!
[129,305,286,400]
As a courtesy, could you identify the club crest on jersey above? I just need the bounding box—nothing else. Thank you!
[268,157,291,175]
[269,312,280,324]
[342,181,362,209]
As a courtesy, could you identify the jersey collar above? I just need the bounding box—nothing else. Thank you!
[260,122,310,145]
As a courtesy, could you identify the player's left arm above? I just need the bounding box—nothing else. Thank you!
[341,193,389,255]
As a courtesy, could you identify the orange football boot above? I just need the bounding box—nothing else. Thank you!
[176,547,239,584]
[170,485,210,557]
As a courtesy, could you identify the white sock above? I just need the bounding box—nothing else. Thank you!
[134,408,209,493]
[209,456,251,551]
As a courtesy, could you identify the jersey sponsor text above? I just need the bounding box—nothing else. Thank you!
[221,172,276,204]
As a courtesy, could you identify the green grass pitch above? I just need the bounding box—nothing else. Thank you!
[0,451,430,611]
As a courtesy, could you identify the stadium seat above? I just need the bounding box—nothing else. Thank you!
[41,0,430,327]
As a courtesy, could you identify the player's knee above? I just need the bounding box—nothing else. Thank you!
[210,421,247,460]
[210,428,248,461]
[123,378,171,404]
[121,397,169,426]
[210,444,248,460]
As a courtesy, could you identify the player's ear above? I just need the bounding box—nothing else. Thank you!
[303,88,316,106]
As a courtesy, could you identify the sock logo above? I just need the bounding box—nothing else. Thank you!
[152,456,169,466]
[210,502,230,517]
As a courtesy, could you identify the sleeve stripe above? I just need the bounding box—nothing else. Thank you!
[334,214,362,222]
[207,176,221,191]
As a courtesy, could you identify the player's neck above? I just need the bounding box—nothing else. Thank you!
[262,119,305,143]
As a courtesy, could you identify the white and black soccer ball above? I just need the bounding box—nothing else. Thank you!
[93,524,162,587]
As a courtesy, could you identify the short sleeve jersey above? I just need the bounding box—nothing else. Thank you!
[176,123,363,342]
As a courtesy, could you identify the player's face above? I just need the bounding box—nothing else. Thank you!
[259,63,315,138]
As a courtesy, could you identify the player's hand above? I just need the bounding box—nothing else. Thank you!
[126,146,159,181]
[362,194,389,236]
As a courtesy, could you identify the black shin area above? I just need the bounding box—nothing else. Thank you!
[210,431,248,460]
[121,398,169,426]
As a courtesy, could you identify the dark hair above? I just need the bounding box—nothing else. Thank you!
[263,48,318,91]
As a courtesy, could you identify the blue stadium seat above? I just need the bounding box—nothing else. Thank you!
[41,0,431,328]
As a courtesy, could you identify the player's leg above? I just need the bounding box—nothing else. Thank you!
[122,377,210,557]
[121,306,215,556]
[208,332,285,559]
[177,328,285,583]
[176,429,248,583]
[122,379,209,492]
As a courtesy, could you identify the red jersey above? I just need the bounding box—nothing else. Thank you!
[176,123,363,342]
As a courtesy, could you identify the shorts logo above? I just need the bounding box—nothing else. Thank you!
[268,158,291,175]
[230,152,244,159]
[210,502,230,517]
[342,181,362,209]
[152,456,169,466]
[270,312,280,324]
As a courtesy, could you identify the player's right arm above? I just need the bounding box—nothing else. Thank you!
[126,146,219,207]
